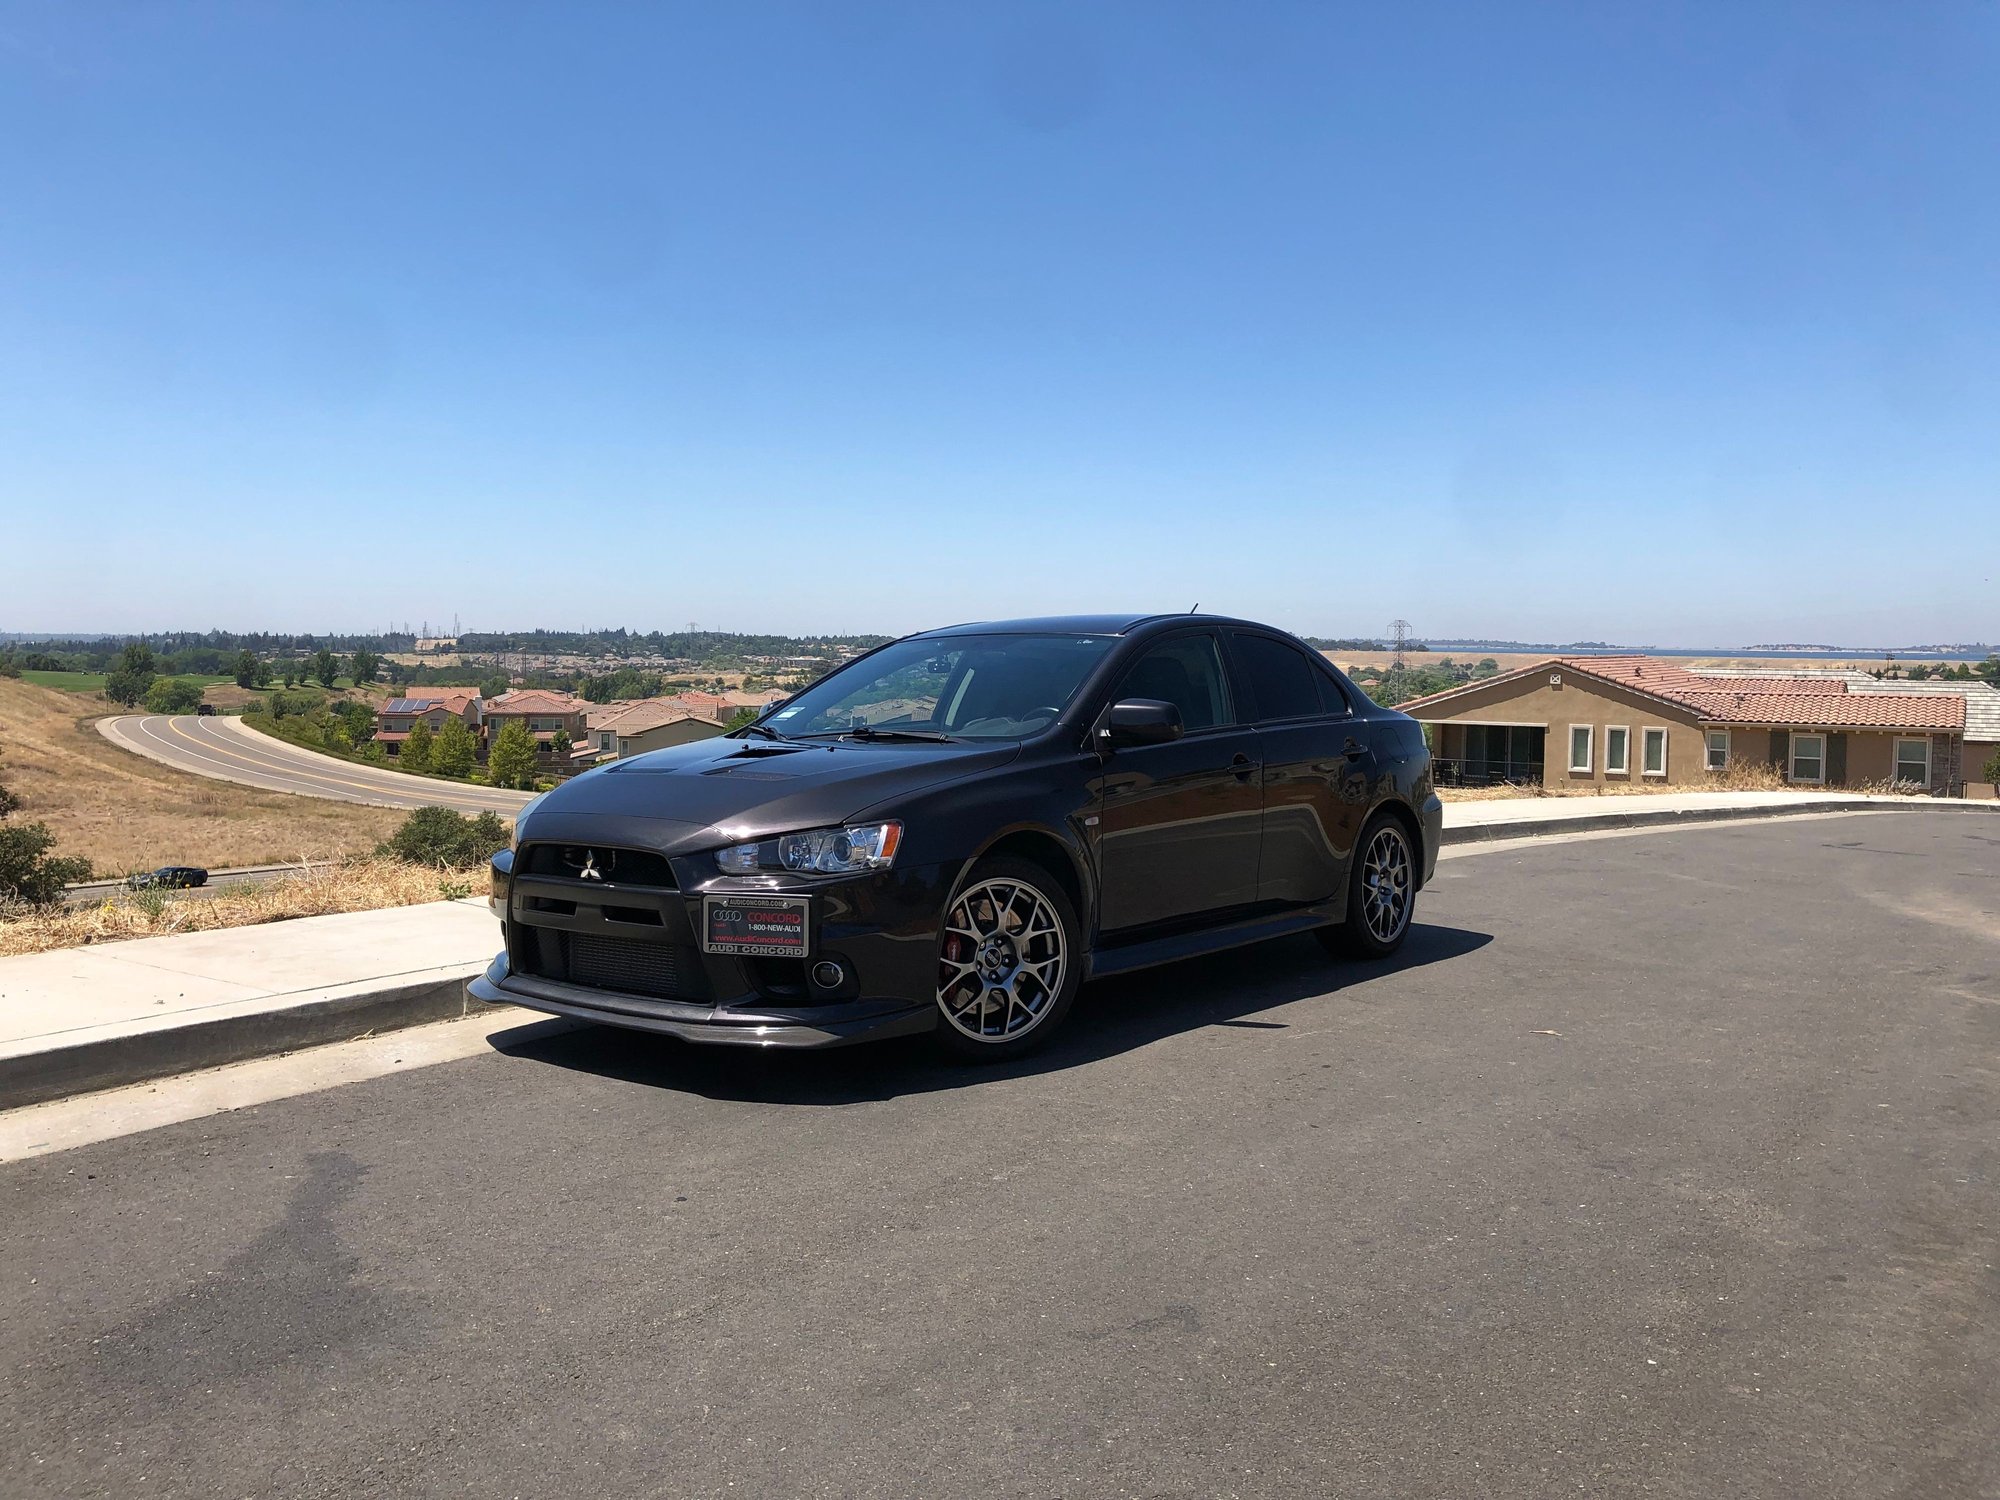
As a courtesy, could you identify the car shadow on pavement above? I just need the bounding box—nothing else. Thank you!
[487,921,1493,1106]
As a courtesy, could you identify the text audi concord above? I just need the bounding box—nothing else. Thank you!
[470,614,1443,1058]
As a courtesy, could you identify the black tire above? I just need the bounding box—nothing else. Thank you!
[930,855,1084,1062]
[1318,813,1417,961]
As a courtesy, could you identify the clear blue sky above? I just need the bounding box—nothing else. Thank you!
[3,3,1995,646]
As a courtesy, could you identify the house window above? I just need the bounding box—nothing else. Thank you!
[1706,730,1729,771]
[1893,737,1930,787]
[1568,724,1593,774]
[1605,726,1630,775]
[1790,733,1826,784]
[1642,726,1668,777]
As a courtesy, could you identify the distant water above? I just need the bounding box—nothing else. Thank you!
[1430,646,1985,663]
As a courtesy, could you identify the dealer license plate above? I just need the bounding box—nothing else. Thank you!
[701,894,812,957]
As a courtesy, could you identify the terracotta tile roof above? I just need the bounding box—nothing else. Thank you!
[1399,654,1967,731]
[1684,690,1961,729]
[592,699,725,735]
[487,689,588,715]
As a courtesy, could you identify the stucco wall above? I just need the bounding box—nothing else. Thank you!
[617,719,726,757]
[1416,676,1961,791]
[1412,674,1709,787]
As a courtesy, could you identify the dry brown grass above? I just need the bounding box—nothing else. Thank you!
[0,676,403,874]
[0,857,472,957]
[1438,762,1813,801]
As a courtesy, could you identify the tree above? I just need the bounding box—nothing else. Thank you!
[726,707,758,730]
[350,647,379,686]
[400,719,435,773]
[103,643,157,708]
[334,700,376,745]
[478,672,510,700]
[1984,748,2000,786]
[550,728,572,761]
[144,677,206,714]
[432,716,477,778]
[233,650,260,689]
[311,648,339,689]
[487,720,538,790]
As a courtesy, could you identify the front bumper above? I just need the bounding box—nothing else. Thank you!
[475,847,954,1049]
[467,952,936,1048]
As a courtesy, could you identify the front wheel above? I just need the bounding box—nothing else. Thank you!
[931,856,1082,1061]
[1318,815,1417,960]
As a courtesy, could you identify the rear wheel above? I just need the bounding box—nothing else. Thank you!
[931,856,1082,1061]
[1318,814,1417,960]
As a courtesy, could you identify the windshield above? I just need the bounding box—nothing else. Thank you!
[762,634,1116,742]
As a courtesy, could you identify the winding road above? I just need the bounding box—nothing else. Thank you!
[98,714,536,815]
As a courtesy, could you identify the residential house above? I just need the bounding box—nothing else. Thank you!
[585,699,728,761]
[1400,656,1975,795]
[484,689,591,760]
[374,690,483,758]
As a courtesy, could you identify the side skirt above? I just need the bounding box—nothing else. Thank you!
[1083,900,1343,982]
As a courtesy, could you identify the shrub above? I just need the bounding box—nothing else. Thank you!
[144,677,207,714]
[377,806,511,868]
[0,775,91,906]
[1983,749,2000,785]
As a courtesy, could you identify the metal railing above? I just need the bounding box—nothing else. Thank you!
[1433,757,1544,788]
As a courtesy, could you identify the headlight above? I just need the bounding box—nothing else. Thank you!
[714,820,902,876]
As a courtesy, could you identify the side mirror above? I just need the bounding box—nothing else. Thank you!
[1100,698,1184,750]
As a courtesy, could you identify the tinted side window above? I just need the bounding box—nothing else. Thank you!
[1316,667,1352,716]
[1232,634,1323,722]
[1115,634,1230,732]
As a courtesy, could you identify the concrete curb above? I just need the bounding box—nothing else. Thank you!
[0,972,497,1113]
[1439,795,1993,846]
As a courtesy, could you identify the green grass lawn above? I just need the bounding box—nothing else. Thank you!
[21,671,233,694]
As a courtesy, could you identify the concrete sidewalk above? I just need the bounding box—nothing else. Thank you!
[1440,787,1889,840]
[0,900,499,1109]
[0,789,1981,1111]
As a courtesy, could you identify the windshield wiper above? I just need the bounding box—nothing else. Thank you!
[732,722,788,741]
[795,726,958,743]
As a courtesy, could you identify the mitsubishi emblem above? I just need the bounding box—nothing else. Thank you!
[578,852,604,880]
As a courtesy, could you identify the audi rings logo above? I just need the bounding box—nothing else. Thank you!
[561,847,615,881]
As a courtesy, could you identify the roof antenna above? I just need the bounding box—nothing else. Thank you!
[1188,601,1200,613]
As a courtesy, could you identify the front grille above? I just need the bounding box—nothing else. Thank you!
[566,934,685,999]
[512,927,711,1004]
[518,843,677,887]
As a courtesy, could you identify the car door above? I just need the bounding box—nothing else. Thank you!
[1225,631,1372,909]
[1092,630,1264,935]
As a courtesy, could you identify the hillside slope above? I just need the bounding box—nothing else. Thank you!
[0,677,401,874]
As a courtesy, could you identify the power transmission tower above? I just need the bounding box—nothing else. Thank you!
[1389,619,1412,669]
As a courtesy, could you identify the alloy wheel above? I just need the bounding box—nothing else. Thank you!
[937,877,1068,1042]
[1360,824,1413,944]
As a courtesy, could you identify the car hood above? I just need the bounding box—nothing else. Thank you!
[518,736,1022,856]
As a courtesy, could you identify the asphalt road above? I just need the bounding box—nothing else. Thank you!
[4,812,1996,1498]
[98,714,535,815]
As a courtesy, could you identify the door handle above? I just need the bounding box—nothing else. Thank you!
[1342,738,1366,760]
[1231,752,1255,781]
